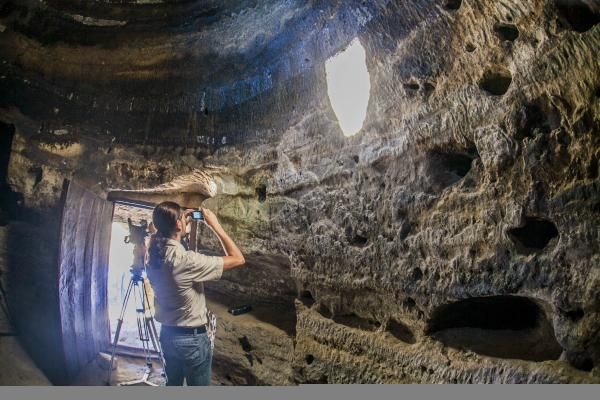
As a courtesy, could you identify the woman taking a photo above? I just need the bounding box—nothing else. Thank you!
[146,201,245,386]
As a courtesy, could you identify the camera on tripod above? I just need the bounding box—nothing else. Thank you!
[124,218,150,281]
[108,217,165,385]
[124,218,149,245]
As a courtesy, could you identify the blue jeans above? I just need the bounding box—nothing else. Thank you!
[159,327,213,386]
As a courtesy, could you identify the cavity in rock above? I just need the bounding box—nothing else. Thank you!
[426,296,563,361]
[425,148,479,192]
[333,313,381,332]
[256,184,267,202]
[494,23,519,41]
[508,217,559,254]
[479,66,512,96]
[444,0,462,10]
[555,0,600,33]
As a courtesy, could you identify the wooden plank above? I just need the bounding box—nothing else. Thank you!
[91,200,112,353]
[58,181,113,382]
[58,182,82,380]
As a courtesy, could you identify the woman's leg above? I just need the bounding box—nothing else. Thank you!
[162,330,213,386]
[159,330,185,385]
[163,355,185,386]
[183,334,212,386]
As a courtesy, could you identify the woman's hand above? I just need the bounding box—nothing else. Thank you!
[198,207,245,270]
[200,207,221,230]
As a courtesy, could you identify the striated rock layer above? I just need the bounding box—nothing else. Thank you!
[0,0,599,384]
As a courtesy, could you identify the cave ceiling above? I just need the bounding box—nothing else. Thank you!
[0,0,398,146]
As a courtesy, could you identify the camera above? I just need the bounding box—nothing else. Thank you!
[191,210,204,221]
[124,218,149,244]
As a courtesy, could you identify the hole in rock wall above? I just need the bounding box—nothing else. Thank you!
[299,290,315,307]
[305,354,315,365]
[404,81,420,91]
[350,234,369,247]
[399,221,412,240]
[425,148,478,192]
[555,0,600,33]
[444,0,462,10]
[494,23,520,41]
[508,217,559,254]
[565,308,584,322]
[465,43,476,52]
[325,38,371,137]
[423,80,436,96]
[567,353,595,372]
[427,296,563,361]
[255,184,267,202]
[479,66,512,96]
[411,267,423,281]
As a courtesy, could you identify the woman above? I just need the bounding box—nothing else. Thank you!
[146,201,245,385]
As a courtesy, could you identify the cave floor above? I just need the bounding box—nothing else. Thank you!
[73,294,296,386]
[0,336,51,385]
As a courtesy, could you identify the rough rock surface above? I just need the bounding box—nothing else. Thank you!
[0,0,599,384]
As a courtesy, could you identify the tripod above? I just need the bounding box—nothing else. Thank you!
[107,267,166,386]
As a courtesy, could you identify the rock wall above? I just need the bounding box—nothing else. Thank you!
[0,0,598,384]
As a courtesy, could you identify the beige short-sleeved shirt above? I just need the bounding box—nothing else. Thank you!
[146,239,224,327]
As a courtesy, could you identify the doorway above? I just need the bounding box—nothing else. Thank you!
[107,201,160,351]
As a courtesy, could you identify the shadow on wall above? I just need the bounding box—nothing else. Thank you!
[2,190,68,383]
[426,295,563,362]
[5,218,68,383]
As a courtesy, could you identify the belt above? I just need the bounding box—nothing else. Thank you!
[161,324,206,334]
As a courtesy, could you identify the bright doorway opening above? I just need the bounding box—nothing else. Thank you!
[107,202,160,351]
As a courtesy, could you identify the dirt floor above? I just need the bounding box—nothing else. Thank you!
[0,336,51,385]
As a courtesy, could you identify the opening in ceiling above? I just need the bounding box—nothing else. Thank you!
[325,38,371,137]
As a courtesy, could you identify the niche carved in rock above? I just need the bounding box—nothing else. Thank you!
[424,148,479,193]
[508,217,559,254]
[444,0,462,11]
[555,0,600,33]
[494,23,519,41]
[333,313,381,332]
[426,296,563,362]
[479,66,512,96]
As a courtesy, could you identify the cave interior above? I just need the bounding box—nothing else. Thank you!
[0,0,599,385]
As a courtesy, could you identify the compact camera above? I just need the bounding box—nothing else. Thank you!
[191,210,204,221]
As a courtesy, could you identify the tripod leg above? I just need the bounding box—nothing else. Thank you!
[107,278,135,385]
[133,283,152,361]
[118,279,162,386]
[142,278,167,384]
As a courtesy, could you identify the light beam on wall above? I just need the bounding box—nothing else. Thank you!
[325,38,371,137]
